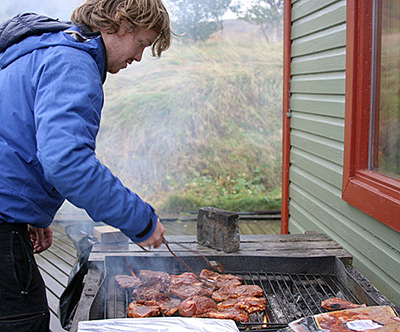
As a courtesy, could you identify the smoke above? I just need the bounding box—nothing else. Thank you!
[0,0,82,22]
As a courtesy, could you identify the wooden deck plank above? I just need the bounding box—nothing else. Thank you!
[49,241,77,263]
[37,252,73,280]
[52,231,76,250]
[50,311,66,332]
[35,221,77,332]
[47,290,67,332]
[163,221,198,235]
[162,219,280,236]
[40,267,67,298]
[45,286,61,315]
[41,246,76,268]
[240,219,278,234]
[50,235,76,253]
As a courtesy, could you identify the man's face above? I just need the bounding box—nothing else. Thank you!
[101,25,159,74]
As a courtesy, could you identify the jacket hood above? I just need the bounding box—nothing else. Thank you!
[0,12,72,52]
[0,13,107,82]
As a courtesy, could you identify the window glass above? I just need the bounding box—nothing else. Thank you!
[370,0,400,180]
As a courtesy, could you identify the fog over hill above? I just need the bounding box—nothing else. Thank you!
[0,0,252,23]
[0,0,80,22]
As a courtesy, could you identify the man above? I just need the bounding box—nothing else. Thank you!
[0,0,171,330]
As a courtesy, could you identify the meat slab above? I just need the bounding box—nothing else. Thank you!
[170,272,215,299]
[212,284,264,302]
[217,296,267,314]
[205,308,249,322]
[114,275,140,289]
[131,270,171,301]
[200,269,242,288]
[179,295,218,317]
[321,297,366,311]
[159,298,181,316]
[127,301,160,318]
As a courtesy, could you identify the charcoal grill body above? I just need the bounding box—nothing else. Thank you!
[70,235,396,332]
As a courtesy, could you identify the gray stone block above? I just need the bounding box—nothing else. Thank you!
[197,207,240,253]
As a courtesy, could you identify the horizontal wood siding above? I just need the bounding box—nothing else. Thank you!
[288,0,400,307]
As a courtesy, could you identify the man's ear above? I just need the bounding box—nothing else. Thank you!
[116,19,131,37]
[116,26,126,37]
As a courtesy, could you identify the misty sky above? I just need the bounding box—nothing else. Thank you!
[1,0,81,21]
[1,0,251,22]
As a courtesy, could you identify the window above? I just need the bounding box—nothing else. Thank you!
[342,0,400,232]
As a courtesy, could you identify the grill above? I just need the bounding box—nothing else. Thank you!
[71,253,393,332]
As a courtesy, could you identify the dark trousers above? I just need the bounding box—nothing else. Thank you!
[0,222,50,332]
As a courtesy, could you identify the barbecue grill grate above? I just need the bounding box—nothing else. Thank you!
[103,270,363,331]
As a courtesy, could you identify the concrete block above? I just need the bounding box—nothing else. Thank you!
[197,207,240,253]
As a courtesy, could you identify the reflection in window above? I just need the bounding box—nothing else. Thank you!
[370,0,400,180]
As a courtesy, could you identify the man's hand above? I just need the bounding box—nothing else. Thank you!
[29,225,53,253]
[137,219,165,249]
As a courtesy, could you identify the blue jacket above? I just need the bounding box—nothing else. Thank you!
[0,13,157,242]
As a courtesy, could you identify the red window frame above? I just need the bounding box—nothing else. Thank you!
[342,0,400,232]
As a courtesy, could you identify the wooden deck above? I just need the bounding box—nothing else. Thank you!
[37,222,77,332]
[36,209,281,331]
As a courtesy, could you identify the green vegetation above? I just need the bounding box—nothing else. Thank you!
[169,0,231,42]
[97,22,283,212]
[161,172,282,212]
[231,0,283,42]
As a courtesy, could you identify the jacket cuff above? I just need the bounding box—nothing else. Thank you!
[129,205,158,242]
[136,217,153,238]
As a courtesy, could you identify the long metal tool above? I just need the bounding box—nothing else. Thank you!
[166,240,224,273]
[162,238,199,276]
[162,238,218,287]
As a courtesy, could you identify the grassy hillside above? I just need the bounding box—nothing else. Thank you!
[97,23,283,212]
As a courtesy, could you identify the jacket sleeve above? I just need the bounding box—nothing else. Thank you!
[34,45,157,242]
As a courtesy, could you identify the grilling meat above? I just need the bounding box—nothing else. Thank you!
[127,301,160,318]
[212,284,264,302]
[171,282,214,299]
[138,270,170,286]
[132,282,170,301]
[126,269,267,321]
[170,272,199,285]
[179,296,218,317]
[127,298,181,317]
[115,275,140,289]
[321,297,366,311]
[170,274,214,299]
[205,308,249,322]
[217,296,267,314]
[159,298,181,316]
[200,269,242,288]
[132,270,170,301]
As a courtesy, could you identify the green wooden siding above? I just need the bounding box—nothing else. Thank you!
[291,131,344,164]
[291,49,346,75]
[291,25,346,57]
[291,2,346,39]
[291,113,344,141]
[291,0,339,21]
[290,94,345,117]
[288,0,400,307]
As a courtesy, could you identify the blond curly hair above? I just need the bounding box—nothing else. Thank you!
[71,0,171,57]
